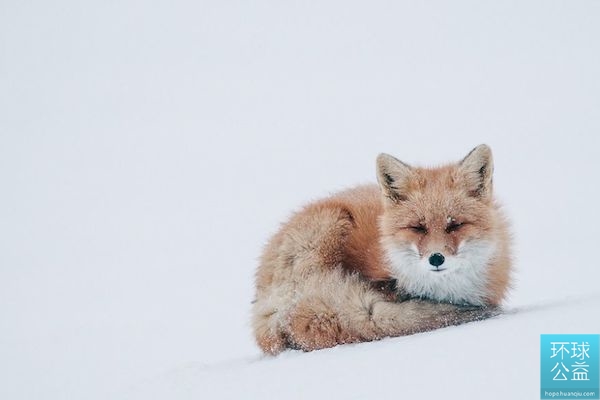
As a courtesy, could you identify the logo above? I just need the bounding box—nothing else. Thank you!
[541,334,599,399]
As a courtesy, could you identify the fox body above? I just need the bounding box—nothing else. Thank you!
[252,145,511,354]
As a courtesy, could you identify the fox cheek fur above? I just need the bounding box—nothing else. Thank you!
[377,144,511,306]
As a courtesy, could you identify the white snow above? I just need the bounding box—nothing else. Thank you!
[1,1,599,399]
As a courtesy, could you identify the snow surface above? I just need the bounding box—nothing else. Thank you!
[1,1,599,399]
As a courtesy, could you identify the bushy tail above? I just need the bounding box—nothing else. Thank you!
[253,268,499,354]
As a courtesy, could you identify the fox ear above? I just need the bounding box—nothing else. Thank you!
[459,144,494,198]
[376,153,414,202]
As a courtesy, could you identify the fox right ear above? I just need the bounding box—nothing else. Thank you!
[376,153,414,202]
[459,144,494,199]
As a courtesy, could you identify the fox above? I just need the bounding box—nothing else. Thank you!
[252,144,512,355]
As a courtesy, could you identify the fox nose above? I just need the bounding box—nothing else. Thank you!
[429,253,445,267]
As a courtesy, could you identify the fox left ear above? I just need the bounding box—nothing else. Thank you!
[376,153,414,202]
[459,144,494,198]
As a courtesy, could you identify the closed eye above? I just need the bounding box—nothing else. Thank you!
[446,222,465,233]
[408,225,428,234]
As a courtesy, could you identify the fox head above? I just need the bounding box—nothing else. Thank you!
[376,144,510,306]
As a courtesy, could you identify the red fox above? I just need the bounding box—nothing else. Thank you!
[252,145,512,354]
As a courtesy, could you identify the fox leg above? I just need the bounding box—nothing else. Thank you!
[366,298,500,338]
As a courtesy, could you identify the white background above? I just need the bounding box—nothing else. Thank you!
[1,1,599,399]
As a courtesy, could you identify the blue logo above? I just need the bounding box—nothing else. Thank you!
[541,334,599,399]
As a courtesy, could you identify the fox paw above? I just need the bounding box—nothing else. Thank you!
[288,303,354,351]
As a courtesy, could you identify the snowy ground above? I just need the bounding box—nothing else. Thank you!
[1,1,599,399]
[120,295,600,400]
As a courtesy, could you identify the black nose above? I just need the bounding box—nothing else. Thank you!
[429,253,445,267]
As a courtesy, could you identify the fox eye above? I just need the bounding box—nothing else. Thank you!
[409,225,428,234]
[446,222,464,233]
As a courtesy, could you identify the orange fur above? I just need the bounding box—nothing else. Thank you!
[252,145,512,354]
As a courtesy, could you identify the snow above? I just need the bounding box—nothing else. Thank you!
[121,296,600,400]
[1,1,599,399]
